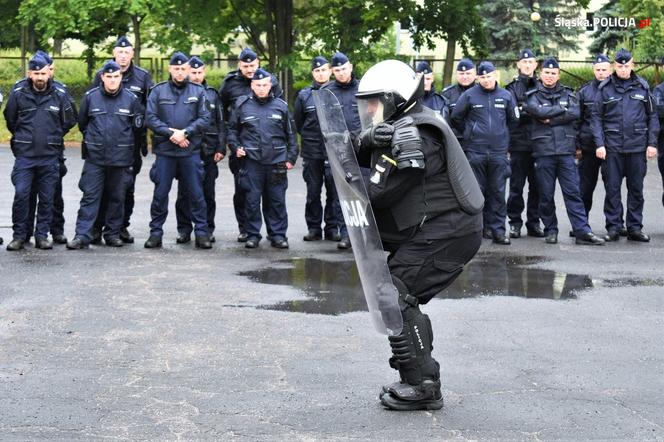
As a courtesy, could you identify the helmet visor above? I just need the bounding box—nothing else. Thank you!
[357,93,398,131]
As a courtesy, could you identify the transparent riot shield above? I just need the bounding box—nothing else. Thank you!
[313,88,403,336]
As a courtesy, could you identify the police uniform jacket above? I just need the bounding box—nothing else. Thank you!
[201,82,226,157]
[78,85,145,167]
[294,81,326,159]
[227,93,298,166]
[219,70,283,121]
[576,79,601,151]
[442,83,474,139]
[322,76,361,133]
[651,81,664,148]
[420,88,448,117]
[3,78,76,158]
[505,73,538,151]
[450,83,518,153]
[523,81,580,157]
[591,73,659,153]
[146,79,211,157]
[93,62,153,105]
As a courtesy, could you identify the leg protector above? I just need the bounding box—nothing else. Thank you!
[379,285,443,410]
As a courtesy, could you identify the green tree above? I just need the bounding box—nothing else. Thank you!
[621,0,664,62]
[588,0,638,56]
[408,0,487,87]
[480,0,583,61]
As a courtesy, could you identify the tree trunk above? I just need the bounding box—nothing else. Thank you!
[275,0,294,103]
[53,39,63,55]
[131,14,142,66]
[84,43,95,80]
[443,37,457,87]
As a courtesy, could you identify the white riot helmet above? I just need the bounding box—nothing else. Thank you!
[356,60,424,130]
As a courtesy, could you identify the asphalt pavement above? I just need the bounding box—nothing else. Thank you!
[0,146,663,441]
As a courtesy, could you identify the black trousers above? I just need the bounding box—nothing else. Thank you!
[386,230,482,305]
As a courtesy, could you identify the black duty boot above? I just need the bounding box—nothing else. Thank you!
[52,234,68,244]
[509,225,521,238]
[66,237,89,250]
[303,230,322,241]
[35,237,53,250]
[91,228,103,245]
[195,235,212,249]
[7,238,25,251]
[379,295,444,411]
[119,228,134,244]
[144,236,163,249]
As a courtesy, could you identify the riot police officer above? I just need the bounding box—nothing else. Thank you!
[524,57,604,245]
[505,49,545,239]
[576,54,618,227]
[227,68,298,249]
[653,56,664,207]
[442,59,476,141]
[355,60,483,410]
[91,36,154,244]
[25,50,76,245]
[144,52,212,249]
[451,61,519,245]
[415,61,447,117]
[322,52,361,249]
[294,56,342,242]
[592,48,659,242]
[67,61,145,249]
[219,47,283,243]
[4,55,76,251]
[174,56,226,244]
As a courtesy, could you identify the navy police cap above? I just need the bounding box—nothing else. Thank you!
[252,68,271,81]
[615,48,632,64]
[331,52,349,67]
[542,57,559,69]
[189,56,205,69]
[29,55,48,71]
[35,50,52,65]
[239,47,257,63]
[102,60,121,74]
[593,54,610,64]
[115,36,132,48]
[519,49,535,60]
[311,56,329,70]
[456,58,474,71]
[415,61,432,74]
[477,61,495,75]
[170,51,189,66]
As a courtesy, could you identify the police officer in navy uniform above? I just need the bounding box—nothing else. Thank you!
[220,47,283,243]
[442,59,476,141]
[355,60,483,410]
[67,61,145,249]
[91,36,154,244]
[4,55,76,251]
[451,61,519,245]
[524,57,604,245]
[415,61,447,117]
[592,48,659,242]
[505,48,545,239]
[24,50,76,245]
[294,56,342,242]
[174,56,226,243]
[144,52,212,249]
[322,52,361,249]
[576,54,621,231]
[227,68,298,249]
[653,56,664,208]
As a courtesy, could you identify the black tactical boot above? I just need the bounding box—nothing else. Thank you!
[379,295,444,411]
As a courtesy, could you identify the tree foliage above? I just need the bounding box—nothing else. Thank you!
[588,0,638,56]
[621,0,664,62]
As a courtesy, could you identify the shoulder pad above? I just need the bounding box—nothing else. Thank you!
[442,84,455,93]
[133,65,150,75]
[189,82,205,90]
[525,88,538,96]
[123,89,139,99]
[597,78,611,90]
[275,97,288,107]
[562,85,574,92]
[235,95,251,107]
[505,78,518,87]
[150,80,168,91]
[636,76,650,90]
[224,71,240,80]
[85,86,100,96]
[13,78,27,86]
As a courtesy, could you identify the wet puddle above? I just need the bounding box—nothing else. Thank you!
[235,253,632,315]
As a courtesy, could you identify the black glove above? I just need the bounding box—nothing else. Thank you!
[360,122,395,148]
[391,117,424,169]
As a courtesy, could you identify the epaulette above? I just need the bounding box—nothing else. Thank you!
[13,78,27,86]
[275,97,288,107]
[85,86,100,95]
[636,76,650,90]
[597,78,610,90]
[235,95,251,107]
[133,64,150,75]
[442,84,456,93]
[224,70,240,80]
[525,88,538,96]
[123,88,139,99]
[150,80,168,91]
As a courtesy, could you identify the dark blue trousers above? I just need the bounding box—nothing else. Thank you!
[658,151,664,207]
[507,150,541,231]
[176,155,219,236]
[148,154,208,238]
[11,156,60,240]
[302,158,339,235]
[27,157,66,239]
[74,162,131,241]
[240,159,289,241]
[604,152,647,233]
[230,155,273,237]
[578,150,608,216]
[534,155,591,236]
[95,153,143,232]
[466,151,510,236]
